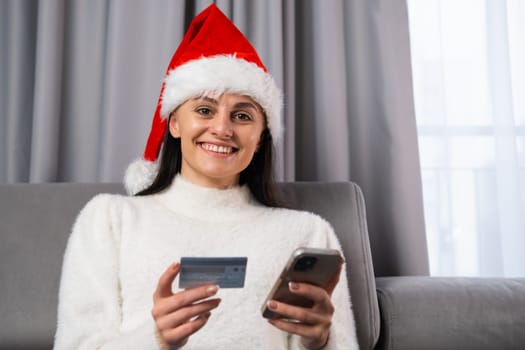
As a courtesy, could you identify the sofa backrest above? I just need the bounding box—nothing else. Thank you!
[0,182,379,349]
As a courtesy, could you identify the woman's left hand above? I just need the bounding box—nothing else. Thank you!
[266,262,344,350]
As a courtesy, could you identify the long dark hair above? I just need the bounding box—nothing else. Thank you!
[136,122,284,208]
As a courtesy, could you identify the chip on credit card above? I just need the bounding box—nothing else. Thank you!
[179,257,248,288]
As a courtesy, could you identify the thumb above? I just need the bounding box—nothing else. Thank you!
[154,262,180,300]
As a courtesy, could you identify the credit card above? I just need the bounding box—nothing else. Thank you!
[179,257,248,288]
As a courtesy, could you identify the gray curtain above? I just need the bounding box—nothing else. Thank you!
[0,0,428,277]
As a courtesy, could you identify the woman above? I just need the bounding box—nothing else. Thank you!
[54,4,358,350]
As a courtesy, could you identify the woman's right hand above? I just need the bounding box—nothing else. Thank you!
[152,262,221,350]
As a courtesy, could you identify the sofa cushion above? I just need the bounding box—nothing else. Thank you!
[0,183,124,349]
[376,276,525,350]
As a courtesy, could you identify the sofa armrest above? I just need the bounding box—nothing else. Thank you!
[375,276,525,350]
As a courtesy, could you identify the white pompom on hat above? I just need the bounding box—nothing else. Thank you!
[124,4,283,195]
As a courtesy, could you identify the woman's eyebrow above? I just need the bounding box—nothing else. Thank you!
[193,96,219,104]
[192,96,260,111]
[234,101,259,111]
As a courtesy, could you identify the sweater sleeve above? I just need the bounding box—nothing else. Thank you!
[53,195,159,350]
[289,216,360,350]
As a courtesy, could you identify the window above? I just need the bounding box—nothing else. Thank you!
[408,0,525,276]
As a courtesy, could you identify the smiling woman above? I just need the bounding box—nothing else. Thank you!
[53,4,358,350]
[169,93,266,189]
[136,91,278,206]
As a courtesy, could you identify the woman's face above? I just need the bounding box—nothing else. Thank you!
[169,93,266,188]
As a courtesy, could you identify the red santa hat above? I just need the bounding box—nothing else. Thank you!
[124,4,282,195]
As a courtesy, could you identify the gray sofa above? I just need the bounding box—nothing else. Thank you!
[1,182,524,350]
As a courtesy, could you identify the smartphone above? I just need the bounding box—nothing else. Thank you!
[261,247,343,319]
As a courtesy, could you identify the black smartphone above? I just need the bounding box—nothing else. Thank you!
[261,247,343,319]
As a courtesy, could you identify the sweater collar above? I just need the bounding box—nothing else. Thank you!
[155,174,263,221]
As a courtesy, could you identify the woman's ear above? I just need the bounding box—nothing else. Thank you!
[169,112,181,138]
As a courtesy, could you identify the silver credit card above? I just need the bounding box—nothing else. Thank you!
[179,257,248,288]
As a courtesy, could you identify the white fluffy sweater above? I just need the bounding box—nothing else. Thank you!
[54,176,358,349]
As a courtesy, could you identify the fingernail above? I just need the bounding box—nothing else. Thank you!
[171,262,180,270]
[267,300,278,310]
[289,281,299,290]
[206,285,219,294]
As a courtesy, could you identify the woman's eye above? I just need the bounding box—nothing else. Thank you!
[233,112,252,121]
[196,107,212,116]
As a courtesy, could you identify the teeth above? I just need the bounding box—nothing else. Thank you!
[201,143,232,154]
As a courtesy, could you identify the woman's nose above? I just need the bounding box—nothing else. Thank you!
[210,112,233,137]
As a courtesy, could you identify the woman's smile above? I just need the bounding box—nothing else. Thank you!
[198,142,237,155]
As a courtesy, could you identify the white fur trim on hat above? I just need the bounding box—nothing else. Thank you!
[124,158,159,195]
[161,55,283,140]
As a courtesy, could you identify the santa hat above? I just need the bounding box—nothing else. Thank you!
[124,4,282,195]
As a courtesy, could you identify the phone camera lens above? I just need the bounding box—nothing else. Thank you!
[294,256,317,272]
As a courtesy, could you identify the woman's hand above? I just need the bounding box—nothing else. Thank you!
[266,262,343,350]
[152,263,221,350]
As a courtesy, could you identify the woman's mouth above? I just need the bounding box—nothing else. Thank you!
[199,142,237,154]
